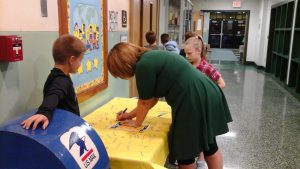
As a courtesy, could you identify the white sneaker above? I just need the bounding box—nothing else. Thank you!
[196,160,208,169]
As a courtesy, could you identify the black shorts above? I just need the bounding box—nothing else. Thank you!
[177,137,218,165]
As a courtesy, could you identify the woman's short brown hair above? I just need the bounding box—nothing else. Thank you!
[107,42,149,78]
[52,34,86,64]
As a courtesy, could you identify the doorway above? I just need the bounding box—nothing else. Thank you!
[204,10,249,63]
[129,0,160,97]
[208,11,247,49]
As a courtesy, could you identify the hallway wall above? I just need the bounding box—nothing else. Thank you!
[159,0,169,43]
[256,0,267,67]
[0,0,58,31]
[0,0,130,124]
[257,0,291,67]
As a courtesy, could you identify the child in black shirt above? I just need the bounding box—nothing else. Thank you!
[21,34,86,130]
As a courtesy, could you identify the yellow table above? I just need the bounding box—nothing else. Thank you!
[84,97,172,169]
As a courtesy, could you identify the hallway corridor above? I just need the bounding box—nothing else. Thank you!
[217,62,300,169]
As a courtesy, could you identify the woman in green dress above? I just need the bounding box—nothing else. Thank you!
[107,42,232,169]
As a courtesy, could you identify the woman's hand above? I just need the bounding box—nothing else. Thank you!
[21,114,49,130]
[116,110,133,121]
[120,120,140,127]
[116,98,158,126]
[116,111,126,121]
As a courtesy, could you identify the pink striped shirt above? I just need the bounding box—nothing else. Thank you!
[196,59,221,82]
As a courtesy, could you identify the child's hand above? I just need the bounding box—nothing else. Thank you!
[21,114,49,130]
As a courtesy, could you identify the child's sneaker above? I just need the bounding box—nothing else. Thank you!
[196,160,208,169]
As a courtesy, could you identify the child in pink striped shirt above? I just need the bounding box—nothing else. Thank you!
[184,36,226,89]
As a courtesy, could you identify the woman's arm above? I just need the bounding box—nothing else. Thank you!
[118,97,159,127]
[135,97,158,125]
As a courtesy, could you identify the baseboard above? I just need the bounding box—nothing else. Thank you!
[246,62,300,101]
[245,61,256,66]
[245,61,265,70]
[257,66,265,70]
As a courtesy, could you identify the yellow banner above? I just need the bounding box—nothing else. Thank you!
[84,97,171,169]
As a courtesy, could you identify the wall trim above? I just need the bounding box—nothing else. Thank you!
[245,61,265,70]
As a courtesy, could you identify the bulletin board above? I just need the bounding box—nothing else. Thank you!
[58,0,108,102]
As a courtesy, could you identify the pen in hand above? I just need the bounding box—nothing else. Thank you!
[122,108,127,114]
[117,108,128,121]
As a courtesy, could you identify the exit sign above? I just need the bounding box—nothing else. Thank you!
[233,0,241,8]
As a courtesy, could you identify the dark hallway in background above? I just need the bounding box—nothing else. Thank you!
[209,11,248,49]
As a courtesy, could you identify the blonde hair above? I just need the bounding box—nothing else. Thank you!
[184,36,206,59]
[107,42,149,78]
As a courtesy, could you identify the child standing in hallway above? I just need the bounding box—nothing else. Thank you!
[21,34,86,130]
[160,33,180,54]
[185,36,226,89]
[144,31,165,50]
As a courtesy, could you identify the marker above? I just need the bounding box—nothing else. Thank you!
[139,124,150,132]
[116,108,128,122]
[122,108,127,114]
[111,122,121,128]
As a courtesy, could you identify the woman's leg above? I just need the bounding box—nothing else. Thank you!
[203,137,223,169]
[204,149,223,169]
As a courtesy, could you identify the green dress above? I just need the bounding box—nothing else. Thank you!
[135,50,232,160]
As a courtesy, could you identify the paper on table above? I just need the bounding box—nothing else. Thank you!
[110,122,150,132]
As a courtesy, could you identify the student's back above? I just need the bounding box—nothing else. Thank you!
[164,40,180,54]
[144,31,165,51]
[40,68,80,120]
[160,33,180,54]
[144,44,165,50]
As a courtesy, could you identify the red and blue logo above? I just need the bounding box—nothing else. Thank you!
[60,127,99,169]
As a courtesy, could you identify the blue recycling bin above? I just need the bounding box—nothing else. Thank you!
[0,109,110,169]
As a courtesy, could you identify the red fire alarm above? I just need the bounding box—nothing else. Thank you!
[0,35,23,62]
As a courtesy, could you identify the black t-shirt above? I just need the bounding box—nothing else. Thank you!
[36,68,80,121]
